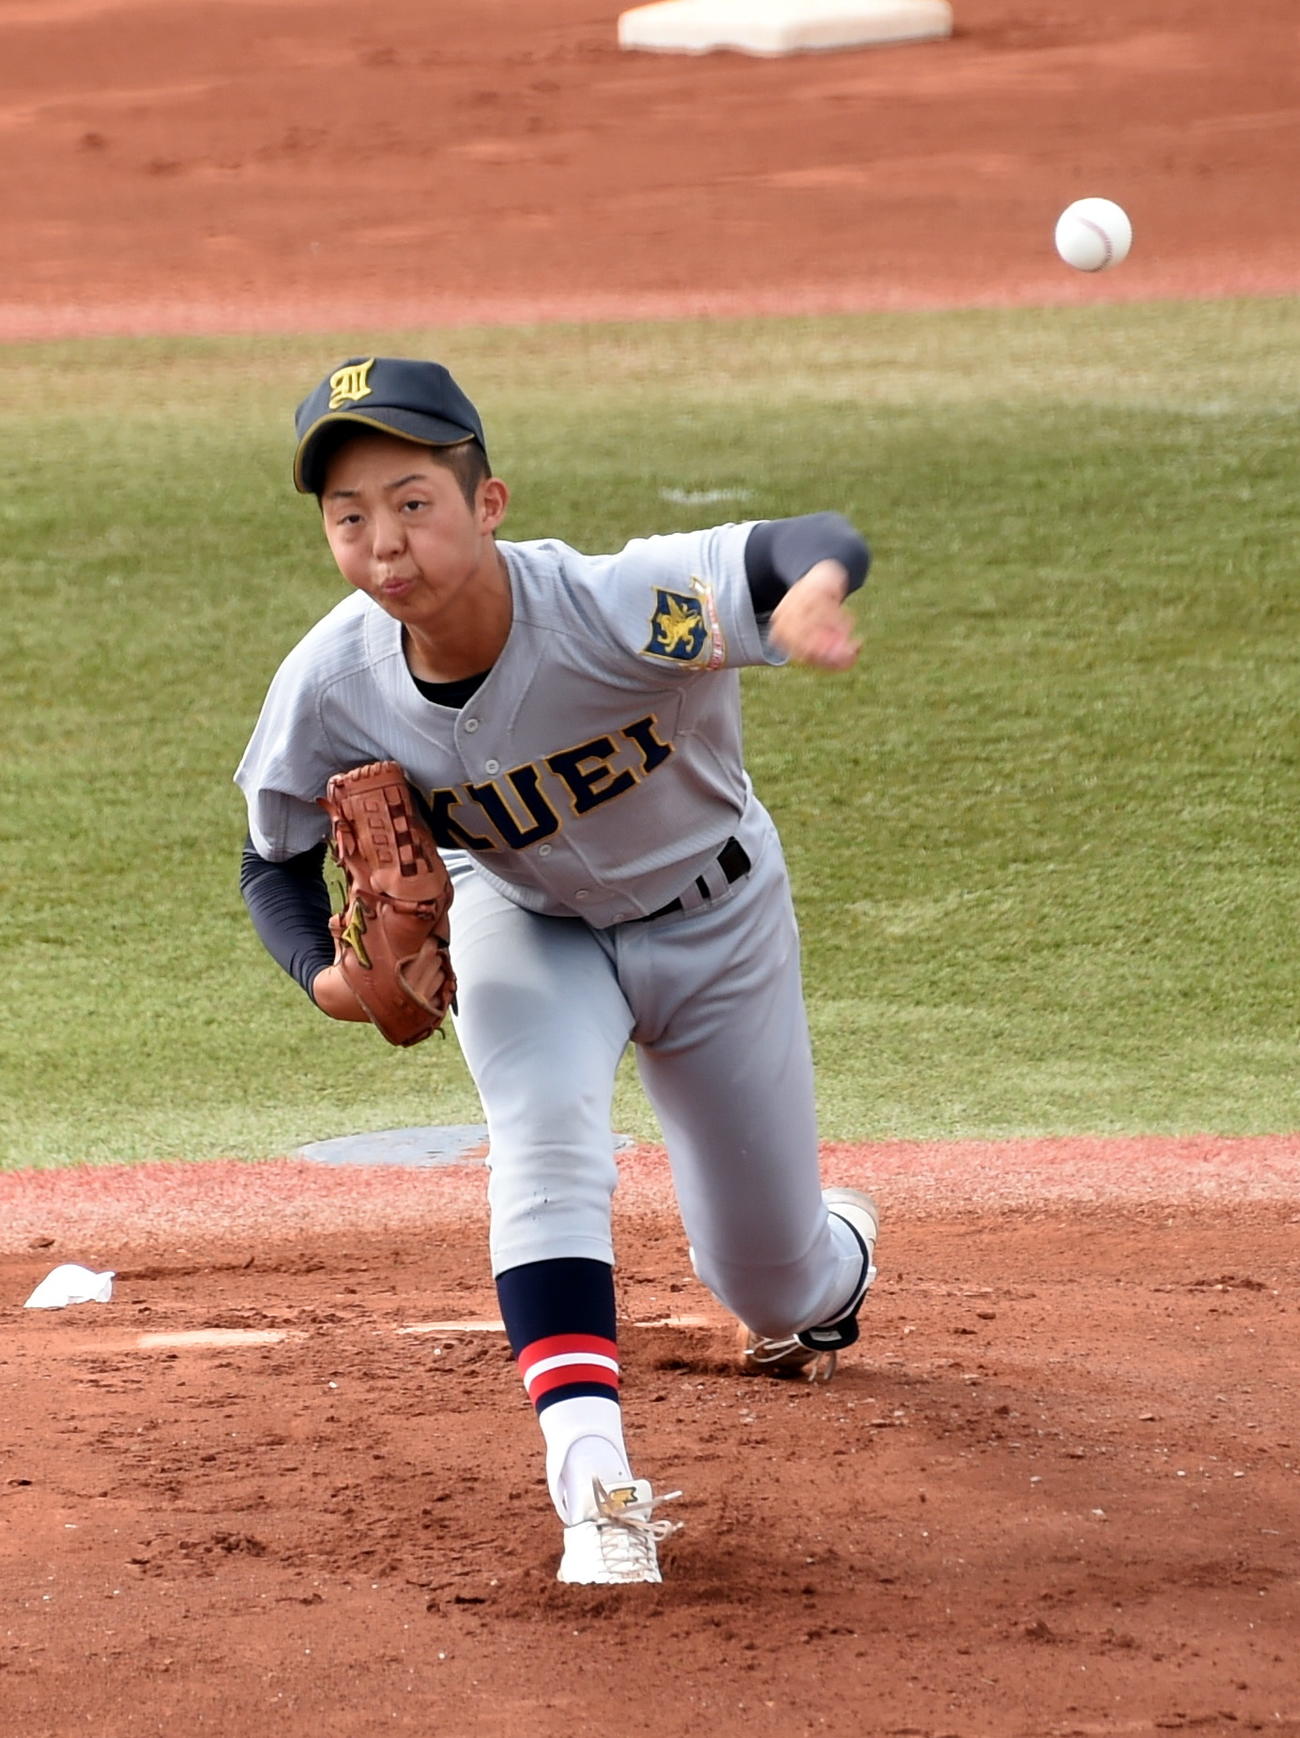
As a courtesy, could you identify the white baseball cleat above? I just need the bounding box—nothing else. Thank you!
[556,1477,683,1585]
[737,1188,879,1382]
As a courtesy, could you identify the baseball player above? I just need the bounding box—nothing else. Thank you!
[236,356,879,1586]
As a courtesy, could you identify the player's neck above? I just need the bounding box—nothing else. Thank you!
[402,548,513,683]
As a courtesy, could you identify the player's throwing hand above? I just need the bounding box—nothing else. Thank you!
[768,559,862,669]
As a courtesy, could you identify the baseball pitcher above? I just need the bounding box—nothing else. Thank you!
[236,356,879,1585]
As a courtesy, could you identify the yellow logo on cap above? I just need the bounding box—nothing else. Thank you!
[328,359,376,410]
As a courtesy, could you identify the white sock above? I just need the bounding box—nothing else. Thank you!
[539,1397,632,1523]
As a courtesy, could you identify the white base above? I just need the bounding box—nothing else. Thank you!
[618,0,953,56]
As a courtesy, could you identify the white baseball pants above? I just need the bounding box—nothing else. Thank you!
[444,803,863,1339]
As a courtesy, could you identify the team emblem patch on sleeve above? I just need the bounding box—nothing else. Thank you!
[643,585,722,666]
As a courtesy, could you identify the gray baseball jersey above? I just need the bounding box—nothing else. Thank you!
[238,524,777,925]
[236,523,866,1329]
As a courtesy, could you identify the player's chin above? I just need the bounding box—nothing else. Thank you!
[365,582,430,623]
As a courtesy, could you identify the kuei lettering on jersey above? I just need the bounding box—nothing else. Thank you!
[427,713,674,851]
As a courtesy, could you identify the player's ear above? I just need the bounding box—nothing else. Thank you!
[479,476,509,531]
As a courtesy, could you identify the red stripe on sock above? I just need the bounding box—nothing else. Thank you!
[527,1360,621,1400]
[516,1333,618,1381]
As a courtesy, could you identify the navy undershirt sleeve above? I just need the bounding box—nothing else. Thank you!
[744,511,870,617]
[239,835,335,1002]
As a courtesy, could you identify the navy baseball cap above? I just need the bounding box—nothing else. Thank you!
[293,356,489,494]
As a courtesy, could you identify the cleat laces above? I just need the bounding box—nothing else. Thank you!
[588,1479,683,1579]
[742,1333,838,1383]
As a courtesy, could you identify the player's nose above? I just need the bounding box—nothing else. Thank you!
[370,508,408,560]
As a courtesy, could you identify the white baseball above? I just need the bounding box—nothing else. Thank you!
[1054,198,1132,272]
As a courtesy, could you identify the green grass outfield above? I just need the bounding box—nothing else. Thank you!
[1,299,1297,1168]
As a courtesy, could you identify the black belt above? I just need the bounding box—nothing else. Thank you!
[634,836,752,922]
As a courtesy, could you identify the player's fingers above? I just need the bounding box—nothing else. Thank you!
[791,625,859,670]
[773,601,841,658]
[814,612,860,667]
[818,638,860,671]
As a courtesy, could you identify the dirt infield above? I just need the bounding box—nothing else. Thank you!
[2,0,1297,339]
[2,1,1299,1734]
[4,1153,1300,1737]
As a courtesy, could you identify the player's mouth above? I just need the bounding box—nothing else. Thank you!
[377,576,416,600]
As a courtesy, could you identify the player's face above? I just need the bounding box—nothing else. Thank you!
[319,431,507,626]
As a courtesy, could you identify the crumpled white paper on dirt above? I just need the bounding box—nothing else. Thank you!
[23,1264,116,1309]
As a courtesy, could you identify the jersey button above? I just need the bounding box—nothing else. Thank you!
[574,889,589,901]
[537,843,553,857]
[464,718,479,734]
[484,758,500,775]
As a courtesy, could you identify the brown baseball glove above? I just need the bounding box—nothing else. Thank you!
[319,761,456,1047]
